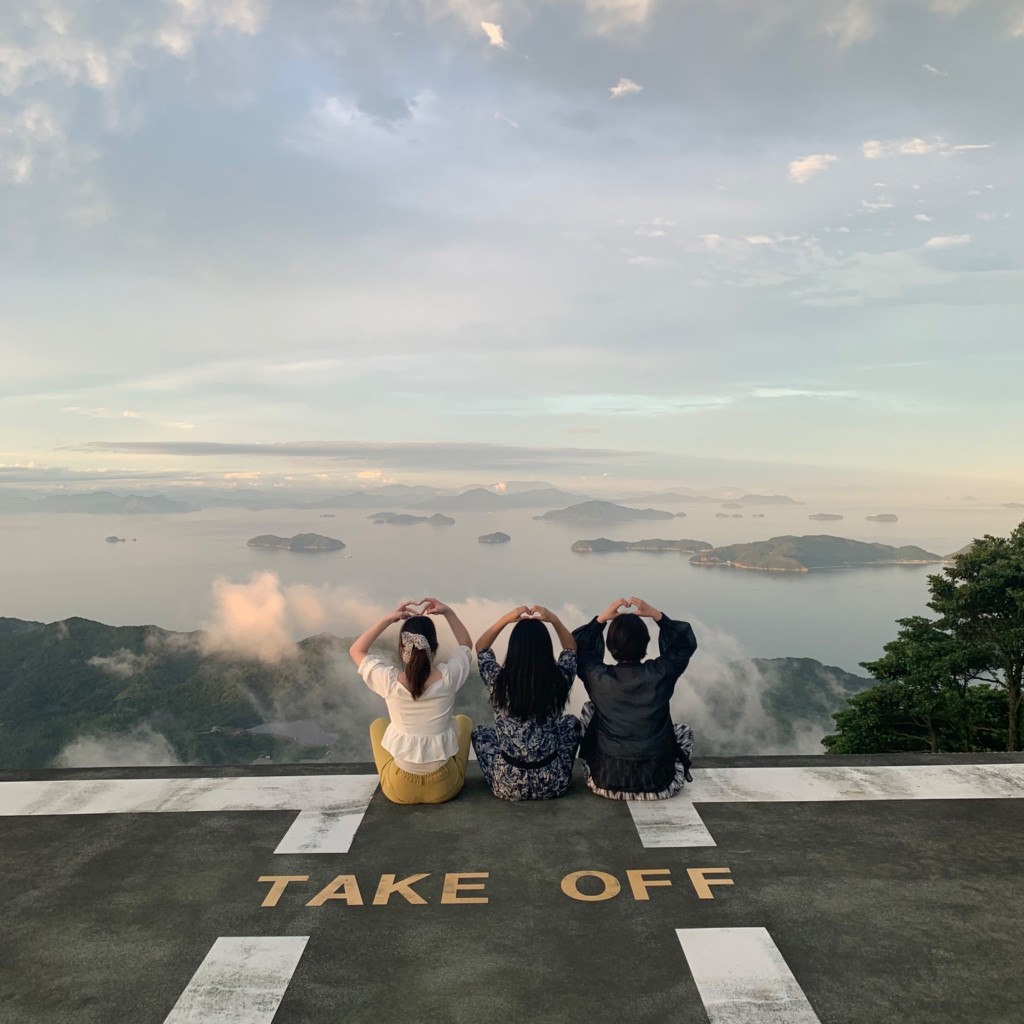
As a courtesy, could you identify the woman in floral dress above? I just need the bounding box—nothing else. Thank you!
[472,605,582,801]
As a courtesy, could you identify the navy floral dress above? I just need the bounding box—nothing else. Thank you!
[471,648,582,801]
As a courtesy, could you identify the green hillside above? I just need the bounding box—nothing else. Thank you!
[689,534,945,572]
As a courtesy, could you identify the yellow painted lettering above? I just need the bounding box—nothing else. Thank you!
[305,875,364,907]
[373,873,430,906]
[686,867,734,900]
[560,870,621,902]
[626,868,672,901]
[441,872,489,905]
[258,875,309,908]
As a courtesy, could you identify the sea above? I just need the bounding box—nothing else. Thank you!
[2,502,1020,675]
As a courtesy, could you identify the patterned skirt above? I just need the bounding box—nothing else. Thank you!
[579,701,695,801]
[472,715,583,801]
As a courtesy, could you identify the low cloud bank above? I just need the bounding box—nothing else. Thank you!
[55,726,182,768]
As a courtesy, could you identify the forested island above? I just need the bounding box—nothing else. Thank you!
[369,512,455,525]
[247,533,345,552]
[571,538,712,554]
[866,514,899,522]
[535,500,677,523]
[689,535,945,573]
[478,532,511,544]
[809,513,844,521]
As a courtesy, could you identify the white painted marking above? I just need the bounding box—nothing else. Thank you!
[163,936,308,1024]
[676,927,821,1024]
[629,763,1024,848]
[0,775,379,854]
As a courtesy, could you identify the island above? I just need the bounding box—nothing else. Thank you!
[715,512,729,519]
[752,513,766,518]
[1003,502,1024,509]
[104,536,126,544]
[688,535,945,573]
[247,533,346,552]
[809,513,844,521]
[478,532,511,544]
[866,514,899,522]
[572,538,712,554]
[319,513,336,518]
[720,502,743,509]
[534,500,674,523]
[368,512,455,526]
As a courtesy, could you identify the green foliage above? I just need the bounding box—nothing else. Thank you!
[825,521,1024,753]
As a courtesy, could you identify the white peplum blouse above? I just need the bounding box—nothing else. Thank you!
[358,646,472,768]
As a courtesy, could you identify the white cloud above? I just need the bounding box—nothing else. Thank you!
[927,0,976,15]
[922,63,949,76]
[752,387,861,400]
[788,153,837,183]
[745,235,775,245]
[1012,13,1024,37]
[480,21,508,48]
[579,0,657,36]
[823,0,877,48]
[861,198,894,210]
[863,137,992,158]
[61,406,142,419]
[915,213,934,222]
[494,110,519,128]
[924,234,971,248]
[609,76,643,99]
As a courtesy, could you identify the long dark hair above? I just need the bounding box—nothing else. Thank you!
[492,619,570,720]
[399,616,438,700]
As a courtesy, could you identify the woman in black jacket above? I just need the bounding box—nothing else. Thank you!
[572,596,696,800]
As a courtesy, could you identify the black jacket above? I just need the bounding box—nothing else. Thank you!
[572,613,697,793]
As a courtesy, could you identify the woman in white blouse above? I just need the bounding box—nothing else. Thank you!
[348,597,474,804]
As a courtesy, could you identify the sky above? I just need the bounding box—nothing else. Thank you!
[2,0,1023,500]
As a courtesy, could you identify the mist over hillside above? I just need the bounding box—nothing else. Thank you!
[0,609,872,769]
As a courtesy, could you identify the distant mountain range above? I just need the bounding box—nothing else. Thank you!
[690,535,946,573]
[0,615,874,768]
[0,483,805,515]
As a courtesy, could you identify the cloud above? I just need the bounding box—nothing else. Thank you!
[915,213,934,222]
[480,21,508,48]
[788,153,837,183]
[924,234,971,248]
[578,0,658,36]
[62,407,142,419]
[54,725,182,767]
[863,137,993,158]
[751,387,861,400]
[71,440,646,472]
[922,63,949,76]
[89,649,154,679]
[822,0,878,47]
[494,110,519,128]
[609,77,643,99]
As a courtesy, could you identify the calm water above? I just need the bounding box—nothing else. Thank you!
[1,503,1020,674]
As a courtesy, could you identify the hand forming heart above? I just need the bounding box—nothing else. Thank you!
[401,599,432,616]
[616,602,639,615]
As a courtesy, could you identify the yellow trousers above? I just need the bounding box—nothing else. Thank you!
[369,715,473,805]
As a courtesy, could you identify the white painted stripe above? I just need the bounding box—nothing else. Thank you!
[0,775,379,854]
[163,936,308,1024]
[630,763,1024,848]
[676,927,821,1024]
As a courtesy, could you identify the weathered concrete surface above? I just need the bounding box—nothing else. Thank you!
[2,754,1023,1023]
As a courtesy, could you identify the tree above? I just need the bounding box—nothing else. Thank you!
[927,523,1024,751]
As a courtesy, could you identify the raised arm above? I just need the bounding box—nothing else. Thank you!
[571,598,625,686]
[348,604,410,667]
[424,597,472,649]
[529,606,577,652]
[475,606,529,652]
